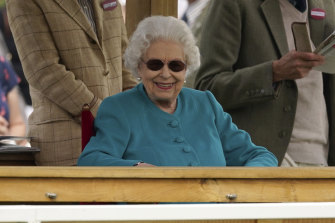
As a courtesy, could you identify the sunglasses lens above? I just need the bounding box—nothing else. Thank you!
[168,60,186,72]
[146,59,164,71]
[144,59,186,72]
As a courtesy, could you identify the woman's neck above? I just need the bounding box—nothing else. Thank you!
[155,99,177,114]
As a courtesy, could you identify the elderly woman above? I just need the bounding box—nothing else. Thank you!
[77,16,278,167]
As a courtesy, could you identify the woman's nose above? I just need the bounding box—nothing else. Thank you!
[159,64,171,78]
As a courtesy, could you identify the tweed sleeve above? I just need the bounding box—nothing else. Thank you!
[6,0,98,117]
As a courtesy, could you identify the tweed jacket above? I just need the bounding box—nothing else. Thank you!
[195,0,335,165]
[6,0,137,165]
[78,83,278,167]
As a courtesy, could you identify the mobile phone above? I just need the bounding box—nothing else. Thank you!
[291,22,312,52]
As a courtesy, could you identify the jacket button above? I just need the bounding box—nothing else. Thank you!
[104,70,109,76]
[188,161,197,166]
[279,131,287,138]
[90,39,97,44]
[168,120,179,128]
[283,106,292,112]
[183,147,191,153]
[174,137,184,143]
[285,81,294,88]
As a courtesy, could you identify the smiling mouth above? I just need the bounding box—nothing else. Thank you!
[155,82,175,89]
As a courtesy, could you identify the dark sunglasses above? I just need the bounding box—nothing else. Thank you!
[141,59,186,72]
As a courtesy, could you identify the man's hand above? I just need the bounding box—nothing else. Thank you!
[272,50,325,82]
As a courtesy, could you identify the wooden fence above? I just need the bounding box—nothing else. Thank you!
[0,167,335,222]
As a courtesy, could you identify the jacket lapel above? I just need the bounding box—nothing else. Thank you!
[54,0,99,44]
[308,0,325,46]
[261,0,289,57]
[92,1,104,46]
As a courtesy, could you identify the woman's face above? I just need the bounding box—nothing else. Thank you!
[138,40,186,108]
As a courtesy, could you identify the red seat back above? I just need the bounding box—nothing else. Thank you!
[81,104,95,151]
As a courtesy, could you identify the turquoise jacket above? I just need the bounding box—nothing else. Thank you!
[77,83,277,167]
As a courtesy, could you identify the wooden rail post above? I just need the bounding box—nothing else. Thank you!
[125,0,178,38]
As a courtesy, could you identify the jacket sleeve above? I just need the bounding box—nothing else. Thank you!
[6,0,100,117]
[195,0,278,110]
[206,91,278,167]
[77,97,141,166]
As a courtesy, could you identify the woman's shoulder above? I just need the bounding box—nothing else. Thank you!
[105,84,139,100]
[181,87,223,114]
[181,87,207,96]
[181,87,216,101]
[100,85,141,108]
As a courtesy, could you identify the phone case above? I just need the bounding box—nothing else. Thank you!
[291,22,312,52]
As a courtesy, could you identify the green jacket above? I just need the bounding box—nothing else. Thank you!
[195,0,335,165]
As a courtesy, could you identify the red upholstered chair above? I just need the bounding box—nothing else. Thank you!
[81,104,95,151]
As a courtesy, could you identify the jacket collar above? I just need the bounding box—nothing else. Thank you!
[261,0,326,54]
[54,0,100,45]
[261,0,289,57]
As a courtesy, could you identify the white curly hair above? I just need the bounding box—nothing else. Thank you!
[123,16,200,78]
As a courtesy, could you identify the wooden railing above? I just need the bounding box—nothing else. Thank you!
[1,166,335,203]
[1,167,335,222]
